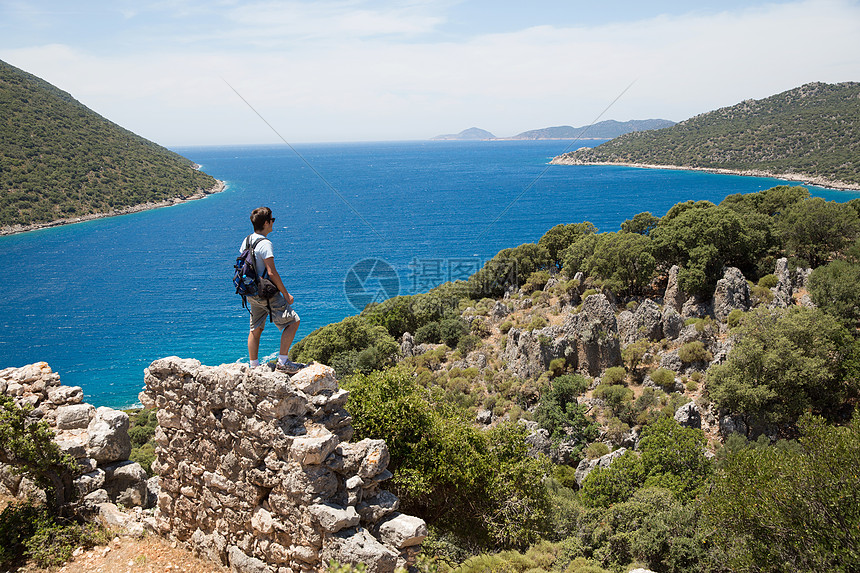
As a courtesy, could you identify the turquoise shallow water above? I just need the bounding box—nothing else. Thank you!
[1,140,857,408]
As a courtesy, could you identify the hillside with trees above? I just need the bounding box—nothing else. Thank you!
[283,185,860,572]
[4,185,860,571]
[0,59,219,230]
[552,82,860,188]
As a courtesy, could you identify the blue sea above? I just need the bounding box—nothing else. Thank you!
[2,140,858,408]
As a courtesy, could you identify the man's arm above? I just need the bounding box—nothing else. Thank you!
[263,257,294,304]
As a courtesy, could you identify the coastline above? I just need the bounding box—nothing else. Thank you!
[0,180,227,236]
[548,158,860,192]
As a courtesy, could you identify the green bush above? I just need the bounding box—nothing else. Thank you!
[579,450,645,508]
[536,375,598,449]
[470,318,491,338]
[0,501,108,568]
[527,315,549,331]
[601,366,627,386]
[592,384,633,414]
[499,320,514,334]
[703,412,860,571]
[549,358,567,377]
[456,334,481,355]
[726,308,745,328]
[439,317,469,347]
[585,442,610,460]
[757,273,778,288]
[291,316,398,376]
[650,368,676,391]
[523,270,551,294]
[708,306,858,425]
[414,321,441,344]
[677,341,713,364]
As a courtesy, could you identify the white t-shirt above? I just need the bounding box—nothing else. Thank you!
[240,233,273,278]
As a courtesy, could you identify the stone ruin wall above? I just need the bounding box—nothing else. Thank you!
[141,357,427,573]
[0,362,151,513]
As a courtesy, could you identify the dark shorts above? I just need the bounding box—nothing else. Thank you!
[248,293,299,332]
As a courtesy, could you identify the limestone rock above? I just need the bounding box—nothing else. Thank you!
[674,402,701,429]
[55,403,95,430]
[322,528,398,573]
[563,294,622,377]
[618,299,663,344]
[86,407,131,463]
[575,448,628,487]
[661,306,685,340]
[375,512,428,549]
[713,267,750,321]
[400,332,415,357]
[309,502,360,533]
[663,265,686,311]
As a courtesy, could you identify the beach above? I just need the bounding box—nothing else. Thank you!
[548,158,860,192]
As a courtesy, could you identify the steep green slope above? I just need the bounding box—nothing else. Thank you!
[0,59,218,228]
[552,82,860,187]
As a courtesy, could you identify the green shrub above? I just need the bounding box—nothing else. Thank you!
[499,321,514,334]
[757,274,778,288]
[523,270,551,294]
[592,384,633,414]
[703,412,860,571]
[536,375,598,448]
[727,308,745,328]
[527,315,548,331]
[548,358,567,377]
[602,366,627,386]
[414,321,441,344]
[621,339,649,373]
[439,318,470,347]
[677,341,713,363]
[456,334,481,355]
[291,316,398,375]
[585,442,610,460]
[581,288,598,299]
[580,450,645,508]
[650,368,676,391]
[470,318,491,338]
[0,501,108,568]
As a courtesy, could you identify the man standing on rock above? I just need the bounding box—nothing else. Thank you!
[241,206,306,373]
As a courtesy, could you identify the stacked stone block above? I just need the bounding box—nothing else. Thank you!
[0,362,148,507]
[141,357,426,573]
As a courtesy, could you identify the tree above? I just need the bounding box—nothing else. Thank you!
[702,412,860,572]
[620,211,660,235]
[562,232,657,296]
[579,450,645,508]
[638,416,712,501]
[0,396,78,515]
[650,205,766,295]
[469,243,552,297]
[777,196,860,268]
[707,306,858,425]
[808,259,860,329]
[538,222,598,269]
[535,374,598,446]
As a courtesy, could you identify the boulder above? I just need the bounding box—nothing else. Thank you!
[103,461,148,507]
[575,448,628,487]
[619,299,663,344]
[674,402,701,429]
[375,512,428,549]
[713,267,750,321]
[55,403,95,430]
[86,407,131,464]
[321,528,398,573]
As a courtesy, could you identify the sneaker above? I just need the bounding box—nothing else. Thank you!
[268,359,307,374]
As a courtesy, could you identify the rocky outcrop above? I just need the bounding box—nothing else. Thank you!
[0,362,148,509]
[713,267,751,321]
[141,358,425,573]
[674,402,701,429]
[618,299,663,345]
[563,294,622,377]
[574,447,628,487]
[663,265,686,311]
[503,294,622,378]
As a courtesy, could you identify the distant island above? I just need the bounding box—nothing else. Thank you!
[551,82,860,190]
[432,119,675,141]
[0,59,223,234]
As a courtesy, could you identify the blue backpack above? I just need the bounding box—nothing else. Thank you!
[234,235,264,300]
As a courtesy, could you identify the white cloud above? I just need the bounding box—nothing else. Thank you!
[2,0,858,145]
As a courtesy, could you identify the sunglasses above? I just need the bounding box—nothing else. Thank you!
[269,218,276,223]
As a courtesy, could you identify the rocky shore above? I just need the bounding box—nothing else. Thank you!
[548,157,860,192]
[0,180,227,236]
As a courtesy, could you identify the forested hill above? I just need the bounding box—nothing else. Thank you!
[0,59,219,229]
[552,82,860,188]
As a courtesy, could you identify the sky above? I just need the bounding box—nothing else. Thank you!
[1,0,859,146]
